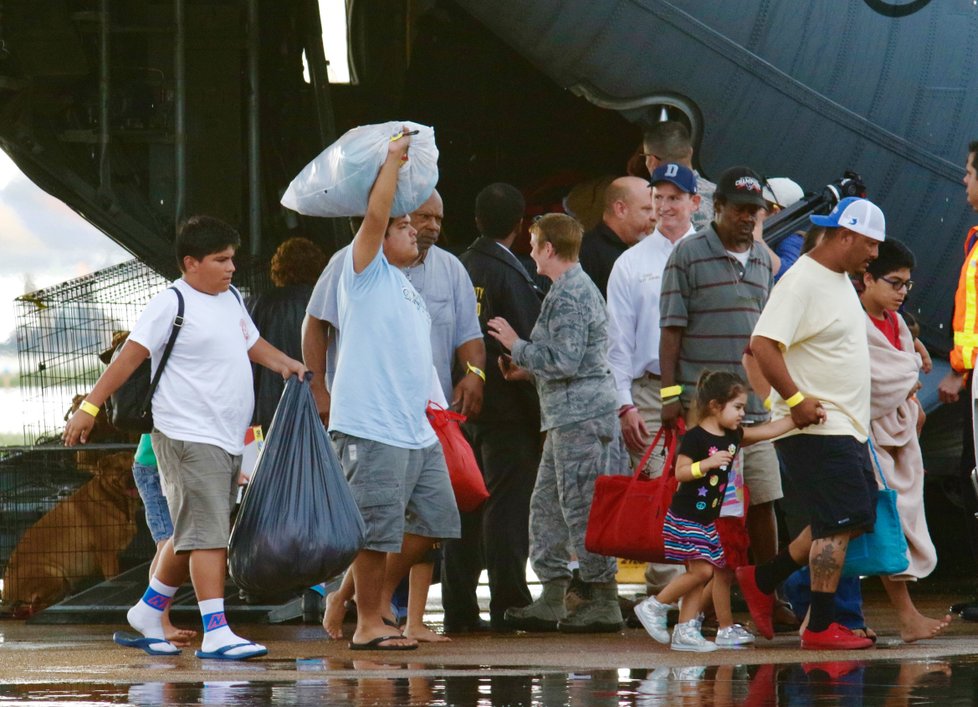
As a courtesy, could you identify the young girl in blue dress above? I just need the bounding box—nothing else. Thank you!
[634,371,798,651]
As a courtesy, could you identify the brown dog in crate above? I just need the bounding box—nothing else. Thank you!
[2,451,140,616]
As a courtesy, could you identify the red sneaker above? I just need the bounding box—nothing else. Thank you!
[735,565,775,640]
[801,660,866,681]
[801,623,874,650]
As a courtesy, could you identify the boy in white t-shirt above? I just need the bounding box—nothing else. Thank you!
[64,215,306,660]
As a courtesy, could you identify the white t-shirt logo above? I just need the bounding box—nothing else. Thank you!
[240,318,251,341]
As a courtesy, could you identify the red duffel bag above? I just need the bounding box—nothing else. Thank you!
[425,402,489,512]
[584,420,685,563]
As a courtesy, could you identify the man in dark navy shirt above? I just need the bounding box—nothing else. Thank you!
[578,176,655,298]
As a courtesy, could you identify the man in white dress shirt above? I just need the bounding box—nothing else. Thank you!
[607,163,699,469]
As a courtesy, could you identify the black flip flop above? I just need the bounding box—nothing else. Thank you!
[349,634,418,651]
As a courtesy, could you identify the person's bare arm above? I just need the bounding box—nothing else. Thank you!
[63,340,149,446]
[352,130,412,273]
[452,337,486,420]
[913,337,933,374]
[938,369,966,404]
[248,337,308,379]
[742,349,771,403]
[659,326,685,428]
[498,353,532,382]
[302,313,333,425]
[750,334,823,428]
[620,408,651,453]
[742,415,798,445]
[675,451,733,483]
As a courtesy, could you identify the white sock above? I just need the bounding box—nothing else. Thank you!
[127,577,179,642]
[199,598,265,656]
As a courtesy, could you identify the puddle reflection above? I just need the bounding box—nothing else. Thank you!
[0,658,965,705]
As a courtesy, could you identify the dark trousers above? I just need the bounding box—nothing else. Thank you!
[958,391,978,565]
[776,442,866,627]
[441,422,541,625]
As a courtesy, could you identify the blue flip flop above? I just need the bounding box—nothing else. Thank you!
[112,631,181,656]
[195,642,268,661]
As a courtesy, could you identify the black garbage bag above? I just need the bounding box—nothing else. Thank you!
[228,372,365,594]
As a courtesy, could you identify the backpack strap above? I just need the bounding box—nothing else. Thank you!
[140,287,185,416]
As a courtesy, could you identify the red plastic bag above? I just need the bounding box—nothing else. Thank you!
[425,402,489,512]
[585,421,685,563]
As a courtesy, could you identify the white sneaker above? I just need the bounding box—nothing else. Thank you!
[715,623,755,647]
[634,596,671,644]
[636,666,671,695]
[671,665,706,681]
[670,620,718,652]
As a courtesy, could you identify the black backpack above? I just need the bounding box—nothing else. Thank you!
[108,287,185,433]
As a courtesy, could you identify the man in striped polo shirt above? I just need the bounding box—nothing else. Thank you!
[658,166,785,616]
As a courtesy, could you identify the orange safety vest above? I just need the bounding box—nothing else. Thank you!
[951,225,978,372]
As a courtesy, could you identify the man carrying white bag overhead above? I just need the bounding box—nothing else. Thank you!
[287,124,460,652]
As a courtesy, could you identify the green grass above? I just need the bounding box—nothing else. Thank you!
[0,431,26,447]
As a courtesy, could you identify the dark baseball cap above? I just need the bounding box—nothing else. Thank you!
[715,166,767,207]
[650,163,697,194]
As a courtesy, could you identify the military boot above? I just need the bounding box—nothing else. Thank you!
[503,578,569,632]
[557,580,624,633]
[564,568,591,613]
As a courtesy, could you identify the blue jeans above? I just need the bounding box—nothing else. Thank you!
[782,568,865,629]
[132,462,174,543]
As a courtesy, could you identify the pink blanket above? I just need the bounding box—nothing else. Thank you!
[865,314,935,580]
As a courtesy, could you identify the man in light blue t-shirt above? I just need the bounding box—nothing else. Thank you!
[303,189,484,643]
[306,131,460,651]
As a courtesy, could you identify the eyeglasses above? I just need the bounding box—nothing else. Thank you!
[640,152,662,161]
[879,276,913,292]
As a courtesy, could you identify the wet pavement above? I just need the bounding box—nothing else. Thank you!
[0,657,969,705]
[1,588,977,704]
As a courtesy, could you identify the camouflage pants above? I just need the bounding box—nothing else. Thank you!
[529,412,618,583]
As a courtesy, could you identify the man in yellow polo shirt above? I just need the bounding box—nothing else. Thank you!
[737,197,885,650]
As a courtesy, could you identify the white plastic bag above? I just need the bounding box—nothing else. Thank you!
[281,120,438,218]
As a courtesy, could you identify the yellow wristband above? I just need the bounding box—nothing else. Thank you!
[466,362,486,383]
[786,392,805,408]
[79,400,100,418]
[763,396,772,411]
[660,385,683,399]
[690,461,704,479]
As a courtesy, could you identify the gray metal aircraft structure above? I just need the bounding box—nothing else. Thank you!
[458,0,974,351]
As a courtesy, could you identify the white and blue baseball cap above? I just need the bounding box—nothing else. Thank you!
[650,163,698,194]
[810,196,886,242]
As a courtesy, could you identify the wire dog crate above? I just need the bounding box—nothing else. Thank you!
[14,257,269,444]
[0,444,155,616]
[15,259,170,445]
